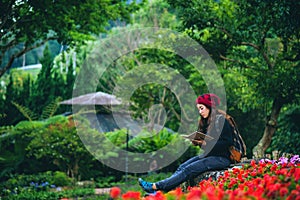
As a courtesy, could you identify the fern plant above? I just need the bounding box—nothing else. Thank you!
[40,97,62,120]
[11,97,62,121]
[11,101,39,121]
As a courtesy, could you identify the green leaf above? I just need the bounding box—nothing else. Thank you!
[11,101,39,121]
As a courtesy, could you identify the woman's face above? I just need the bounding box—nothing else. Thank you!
[196,104,210,119]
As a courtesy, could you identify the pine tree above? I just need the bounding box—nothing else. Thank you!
[31,45,55,115]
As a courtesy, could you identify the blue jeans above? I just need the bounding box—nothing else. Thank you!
[155,156,231,192]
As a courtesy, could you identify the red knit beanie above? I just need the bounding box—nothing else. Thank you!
[196,93,221,108]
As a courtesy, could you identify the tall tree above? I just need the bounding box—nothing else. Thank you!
[0,0,141,77]
[92,0,194,131]
[167,0,300,156]
[30,45,55,115]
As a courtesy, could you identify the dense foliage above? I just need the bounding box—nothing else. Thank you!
[0,0,142,77]
[0,114,198,181]
[1,0,298,161]
[0,1,299,198]
[167,0,300,156]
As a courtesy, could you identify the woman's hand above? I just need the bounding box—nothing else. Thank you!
[192,139,206,146]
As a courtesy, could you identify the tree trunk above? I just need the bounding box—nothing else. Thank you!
[73,159,79,180]
[252,97,284,158]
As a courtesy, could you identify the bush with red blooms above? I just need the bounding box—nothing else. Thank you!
[109,155,300,200]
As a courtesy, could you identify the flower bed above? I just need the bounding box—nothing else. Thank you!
[111,155,300,200]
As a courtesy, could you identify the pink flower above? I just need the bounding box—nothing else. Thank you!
[290,155,300,164]
[278,157,289,165]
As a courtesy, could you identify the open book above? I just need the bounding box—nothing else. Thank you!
[182,131,214,141]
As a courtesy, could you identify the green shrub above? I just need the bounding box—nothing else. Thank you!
[2,171,54,191]
[5,191,59,200]
[95,176,115,188]
[3,188,96,200]
[61,188,95,197]
[53,171,73,186]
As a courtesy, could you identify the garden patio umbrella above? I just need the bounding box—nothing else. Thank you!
[59,91,122,105]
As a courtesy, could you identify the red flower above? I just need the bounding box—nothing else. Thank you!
[110,187,121,199]
[145,191,166,200]
[122,191,141,200]
[168,187,183,199]
[258,166,264,174]
[232,167,240,175]
[250,170,257,177]
[253,185,265,198]
[244,172,249,179]
[287,189,300,200]
[295,168,300,181]
[250,160,257,167]
[214,186,225,200]
[203,185,219,200]
[269,183,281,192]
[279,187,289,197]
[276,168,288,176]
[270,164,278,172]
[186,187,203,200]
[114,156,300,200]
[228,179,238,189]
[224,171,230,178]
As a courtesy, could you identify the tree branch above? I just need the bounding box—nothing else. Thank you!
[219,54,254,69]
[284,55,300,62]
[240,41,274,69]
[240,42,260,50]
[215,25,233,39]
[0,37,56,77]
[0,38,18,52]
[215,26,274,70]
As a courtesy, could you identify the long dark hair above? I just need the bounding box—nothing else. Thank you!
[197,108,217,133]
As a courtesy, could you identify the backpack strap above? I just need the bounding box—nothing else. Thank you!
[216,110,247,157]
